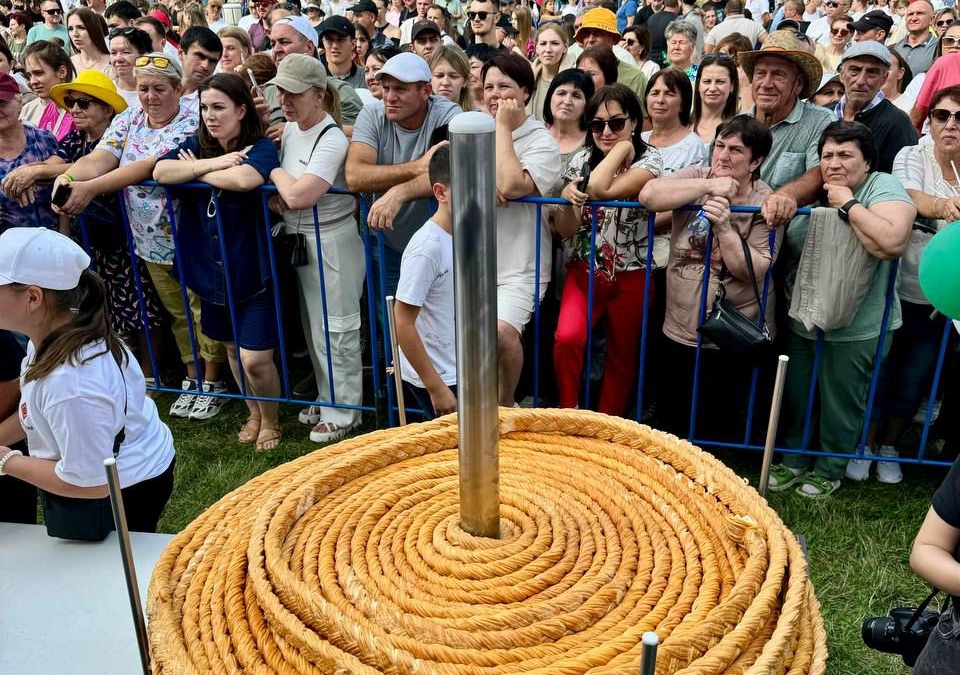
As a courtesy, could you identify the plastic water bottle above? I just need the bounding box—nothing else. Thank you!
[687,209,710,238]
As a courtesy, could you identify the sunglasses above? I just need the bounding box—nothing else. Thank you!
[624,38,638,46]
[43,7,62,14]
[467,11,491,20]
[825,1,840,7]
[109,26,139,38]
[831,27,850,36]
[135,55,172,68]
[937,19,955,26]
[63,96,98,110]
[943,36,960,47]
[588,116,629,134]
[930,108,960,124]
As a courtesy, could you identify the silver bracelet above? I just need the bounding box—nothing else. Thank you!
[0,449,23,476]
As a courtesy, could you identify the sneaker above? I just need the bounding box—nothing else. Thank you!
[914,397,942,425]
[188,381,229,420]
[292,374,318,399]
[795,473,841,499]
[875,445,903,484]
[767,464,805,492]
[169,379,199,417]
[309,419,359,444]
[844,450,876,482]
[298,405,323,426]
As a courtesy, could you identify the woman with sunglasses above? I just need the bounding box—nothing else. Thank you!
[67,8,112,78]
[154,73,283,451]
[934,8,956,37]
[691,53,739,144]
[528,23,572,122]
[52,54,232,422]
[25,0,69,54]
[550,84,661,416]
[108,26,152,109]
[19,40,75,140]
[815,13,852,73]
[622,25,660,81]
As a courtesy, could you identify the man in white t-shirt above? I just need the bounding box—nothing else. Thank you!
[395,145,457,420]
[704,0,768,52]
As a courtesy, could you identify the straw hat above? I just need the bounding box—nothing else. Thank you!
[738,30,824,100]
[50,70,128,115]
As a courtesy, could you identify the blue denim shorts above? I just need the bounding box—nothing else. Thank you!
[200,289,277,351]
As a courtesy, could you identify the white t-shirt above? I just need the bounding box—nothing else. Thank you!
[18,342,175,489]
[238,14,259,30]
[279,117,355,229]
[497,116,562,287]
[396,219,457,388]
[640,130,708,175]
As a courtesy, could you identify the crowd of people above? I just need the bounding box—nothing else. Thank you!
[0,0,957,504]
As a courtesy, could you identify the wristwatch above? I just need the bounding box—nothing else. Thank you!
[838,199,860,222]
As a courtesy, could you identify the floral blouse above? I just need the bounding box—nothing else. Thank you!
[561,146,663,278]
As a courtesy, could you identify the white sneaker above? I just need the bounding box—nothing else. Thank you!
[188,381,229,420]
[169,379,199,417]
[298,405,323,426]
[914,397,942,424]
[309,419,359,444]
[845,450,876,482]
[876,445,903,484]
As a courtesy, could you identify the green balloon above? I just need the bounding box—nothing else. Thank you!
[920,221,960,319]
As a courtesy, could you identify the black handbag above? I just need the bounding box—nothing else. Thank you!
[41,362,126,542]
[698,236,772,359]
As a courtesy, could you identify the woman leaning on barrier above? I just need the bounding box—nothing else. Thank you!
[549,84,662,416]
[267,53,366,445]
[0,228,176,535]
[767,121,916,499]
[153,73,283,452]
[639,114,777,441]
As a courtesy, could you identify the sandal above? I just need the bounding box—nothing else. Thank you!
[255,427,282,452]
[766,464,805,492]
[238,417,261,444]
[795,473,841,499]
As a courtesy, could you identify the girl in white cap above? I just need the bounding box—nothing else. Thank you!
[0,227,176,536]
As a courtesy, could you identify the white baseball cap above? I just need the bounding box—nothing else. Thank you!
[0,227,91,290]
[273,15,320,48]
[376,52,432,84]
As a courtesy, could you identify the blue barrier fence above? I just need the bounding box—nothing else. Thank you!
[75,183,954,468]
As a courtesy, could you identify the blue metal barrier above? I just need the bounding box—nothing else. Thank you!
[80,184,954,466]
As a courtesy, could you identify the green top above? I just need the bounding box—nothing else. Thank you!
[785,171,912,342]
[25,24,71,55]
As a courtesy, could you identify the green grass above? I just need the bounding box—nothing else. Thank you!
[156,398,948,675]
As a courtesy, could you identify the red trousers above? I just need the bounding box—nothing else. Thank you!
[553,264,650,415]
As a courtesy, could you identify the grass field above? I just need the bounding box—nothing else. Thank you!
[156,400,951,675]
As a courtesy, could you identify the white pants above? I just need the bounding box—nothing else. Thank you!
[292,217,365,426]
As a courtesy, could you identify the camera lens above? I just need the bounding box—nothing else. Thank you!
[862,616,900,653]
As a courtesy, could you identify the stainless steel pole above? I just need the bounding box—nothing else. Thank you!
[104,458,151,675]
[759,355,790,498]
[450,111,500,538]
[385,295,407,426]
[639,631,659,675]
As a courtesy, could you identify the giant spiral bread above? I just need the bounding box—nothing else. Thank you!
[147,408,827,674]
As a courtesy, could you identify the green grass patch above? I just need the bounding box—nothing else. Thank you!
[157,399,946,675]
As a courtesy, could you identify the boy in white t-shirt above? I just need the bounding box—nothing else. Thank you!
[395,145,457,420]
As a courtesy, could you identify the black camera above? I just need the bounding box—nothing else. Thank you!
[862,605,941,666]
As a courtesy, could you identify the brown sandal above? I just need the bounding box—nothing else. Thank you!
[238,417,261,444]
[255,427,282,452]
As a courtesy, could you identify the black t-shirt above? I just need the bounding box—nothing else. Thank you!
[646,10,680,65]
[635,4,655,25]
[0,331,24,382]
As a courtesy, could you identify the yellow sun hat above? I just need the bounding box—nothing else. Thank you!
[50,69,128,115]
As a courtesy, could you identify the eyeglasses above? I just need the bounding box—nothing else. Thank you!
[930,108,960,124]
[936,19,955,26]
[467,11,491,20]
[63,96,99,110]
[109,26,140,38]
[43,8,62,14]
[943,36,960,47]
[588,116,629,134]
[135,55,172,68]
[831,27,850,36]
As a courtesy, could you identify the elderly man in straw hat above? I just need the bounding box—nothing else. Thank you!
[739,29,835,228]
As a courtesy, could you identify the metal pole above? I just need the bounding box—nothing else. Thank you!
[385,295,407,426]
[759,355,790,498]
[639,631,659,675]
[104,458,150,675]
[450,111,500,538]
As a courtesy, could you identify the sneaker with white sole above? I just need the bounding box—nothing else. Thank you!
[309,419,359,444]
[875,445,903,484]
[795,473,841,499]
[845,450,875,482]
[188,381,229,420]
[169,379,200,417]
[767,464,805,492]
[298,405,323,426]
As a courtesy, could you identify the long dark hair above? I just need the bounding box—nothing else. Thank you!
[584,83,650,170]
[21,269,126,383]
[198,73,264,157]
[691,54,739,137]
[67,7,110,56]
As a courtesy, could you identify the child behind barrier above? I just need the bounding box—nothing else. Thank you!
[394,144,457,420]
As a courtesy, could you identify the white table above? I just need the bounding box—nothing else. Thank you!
[0,523,173,675]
